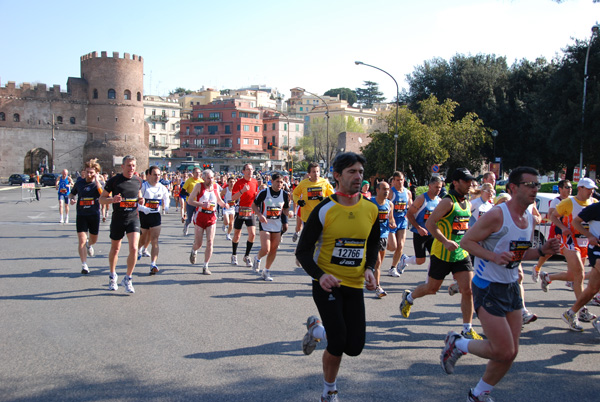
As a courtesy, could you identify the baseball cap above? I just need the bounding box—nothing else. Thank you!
[451,168,476,182]
[577,177,598,189]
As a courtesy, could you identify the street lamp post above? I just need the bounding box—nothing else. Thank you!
[48,113,58,173]
[491,130,498,160]
[355,61,400,171]
[580,23,600,177]
[298,88,329,173]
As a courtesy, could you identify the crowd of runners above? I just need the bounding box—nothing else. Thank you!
[54,154,600,402]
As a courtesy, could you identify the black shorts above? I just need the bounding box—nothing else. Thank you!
[312,281,365,358]
[234,214,255,230]
[140,212,161,229]
[588,245,600,268]
[109,217,140,240]
[378,237,388,252]
[412,233,433,259]
[76,214,100,235]
[428,255,473,281]
[473,279,523,317]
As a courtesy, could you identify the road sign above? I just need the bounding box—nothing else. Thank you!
[574,166,581,181]
[432,164,439,173]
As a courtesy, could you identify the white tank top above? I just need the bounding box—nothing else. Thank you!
[473,203,533,284]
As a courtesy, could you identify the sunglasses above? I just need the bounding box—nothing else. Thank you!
[518,181,541,189]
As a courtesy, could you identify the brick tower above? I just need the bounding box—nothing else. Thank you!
[81,51,148,173]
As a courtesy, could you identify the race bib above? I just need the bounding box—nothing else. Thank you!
[506,240,532,269]
[377,211,389,224]
[330,238,365,267]
[145,200,160,210]
[119,199,138,209]
[451,216,469,235]
[424,211,432,221]
[266,206,282,219]
[239,206,253,218]
[79,198,95,207]
[201,202,216,214]
[307,187,323,201]
[227,200,236,208]
[394,201,407,211]
[60,188,67,193]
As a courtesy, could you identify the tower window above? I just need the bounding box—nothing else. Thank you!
[93,89,98,99]
[0,112,5,121]
[57,116,63,124]
[70,117,76,124]
[124,90,131,100]
[108,89,116,99]
[13,113,20,122]
[137,92,141,101]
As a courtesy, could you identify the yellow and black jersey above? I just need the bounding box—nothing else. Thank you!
[295,194,380,289]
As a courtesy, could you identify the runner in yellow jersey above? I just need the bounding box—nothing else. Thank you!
[399,168,482,340]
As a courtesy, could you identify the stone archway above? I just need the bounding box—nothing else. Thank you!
[24,148,51,175]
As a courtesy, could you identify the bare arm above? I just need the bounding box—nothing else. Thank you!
[407,195,425,235]
[425,198,456,251]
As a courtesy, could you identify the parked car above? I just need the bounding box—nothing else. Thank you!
[41,173,60,187]
[8,174,30,185]
[533,192,560,249]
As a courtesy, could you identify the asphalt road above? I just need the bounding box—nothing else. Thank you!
[0,185,599,402]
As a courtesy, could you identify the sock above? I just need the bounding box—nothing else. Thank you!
[569,308,576,315]
[203,262,208,268]
[323,380,337,397]
[312,325,326,340]
[455,337,471,354]
[463,323,472,333]
[473,378,494,397]
[406,293,414,304]
[534,265,541,273]
[109,272,117,279]
[245,241,253,256]
[191,247,197,254]
[406,256,417,265]
[232,241,238,255]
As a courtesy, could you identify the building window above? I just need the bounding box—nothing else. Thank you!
[162,110,166,117]
[243,138,249,145]
[263,136,267,143]
[152,109,156,116]
[253,139,260,145]
[300,107,303,111]
[70,117,76,124]
[93,89,98,99]
[152,123,156,129]
[209,112,220,119]
[359,118,364,124]
[0,112,5,121]
[272,136,275,143]
[208,125,218,134]
[232,112,236,118]
[186,152,191,157]
[243,125,250,131]
[272,123,276,130]
[198,152,202,158]
[225,125,231,134]
[296,124,300,131]
[171,124,175,130]
[137,92,141,101]
[283,124,287,131]
[186,127,190,135]
[161,123,166,130]
[198,113,203,119]
[254,126,260,133]
[264,124,267,131]
[209,138,218,145]
[237,125,240,131]
[368,119,373,125]
[194,126,203,135]
[56,116,63,124]
[108,89,116,99]
[124,90,131,100]
[237,138,241,144]
[13,113,20,122]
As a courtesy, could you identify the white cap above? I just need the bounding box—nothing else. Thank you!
[577,178,598,189]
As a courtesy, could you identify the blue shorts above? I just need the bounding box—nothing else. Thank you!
[390,216,408,232]
[58,193,69,203]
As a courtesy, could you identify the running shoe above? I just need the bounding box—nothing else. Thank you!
[59,216,64,224]
[261,269,273,281]
[150,264,159,275]
[226,233,232,241]
[102,216,106,222]
[65,216,69,224]
[400,290,413,318]
[86,240,95,257]
[441,331,466,374]
[375,286,387,298]
[121,276,135,294]
[189,250,197,265]
[222,225,227,233]
[202,266,212,275]
[137,251,142,261]
[448,282,460,296]
[142,248,151,257]
[565,281,573,290]
[231,255,238,266]
[540,271,550,292]
[461,328,483,340]
[467,388,494,402]
[81,263,90,275]
[592,318,600,336]
[321,391,339,402]
[109,274,118,291]
[292,232,299,242]
[388,267,401,277]
[589,294,600,307]
[243,255,252,267]
[578,306,597,323]
[398,254,408,274]
[183,223,189,236]
[302,315,322,355]
[253,256,261,273]
[522,310,537,325]
[562,309,583,332]
[531,268,540,283]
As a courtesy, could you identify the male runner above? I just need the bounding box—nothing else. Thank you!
[292,162,334,241]
[221,176,237,241]
[252,172,290,281]
[230,164,259,266]
[69,159,103,274]
[388,171,412,277]
[371,181,396,298]
[159,172,172,214]
[296,152,379,402]
[541,177,598,323]
[99,155,144,294]
[56,169,74,224]
[138,166,170,275]
[445,167,560,402]
[399,176,443,272]
[399,168,482,340]
[182,167,203,235]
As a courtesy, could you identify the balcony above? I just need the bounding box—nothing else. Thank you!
[150,142,169,149]
[150,115,169,122]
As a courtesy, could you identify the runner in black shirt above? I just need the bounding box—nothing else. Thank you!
[100,155,143,294]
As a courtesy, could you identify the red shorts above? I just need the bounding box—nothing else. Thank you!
[194,210,217,229]
[560,234,588,259]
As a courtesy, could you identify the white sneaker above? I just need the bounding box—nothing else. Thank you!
[226,233,232,241]
[261,269,273,281]
[121,276,135,293]
[86,244,94,258]
[59,216,64,224]
[81,263,90,275]
[562,309,583,332]
[398,254,408,274]
[579,306,597,323]
[531,268,539,283]
[388,267,401,277]
[522,310,537,325]
[202,265,212,275]
[190,250,197,264]
[375,286,387,298]
[65,216,69,224]
[183,223,189,236]
[253,256,261,273]
[142,249,151,257]
[292,232,299,242]
[243,255,252,267]
[448,282,460,296]
[109,274,118,291]
[231,255,238,266]
[222,225,227,233]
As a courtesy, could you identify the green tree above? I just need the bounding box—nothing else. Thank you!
[308,115,364,169]
[323,88,357,106]
[355,81,386,108]
[169,87,192,95]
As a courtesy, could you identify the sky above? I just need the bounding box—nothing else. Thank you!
[1,0,599,102]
